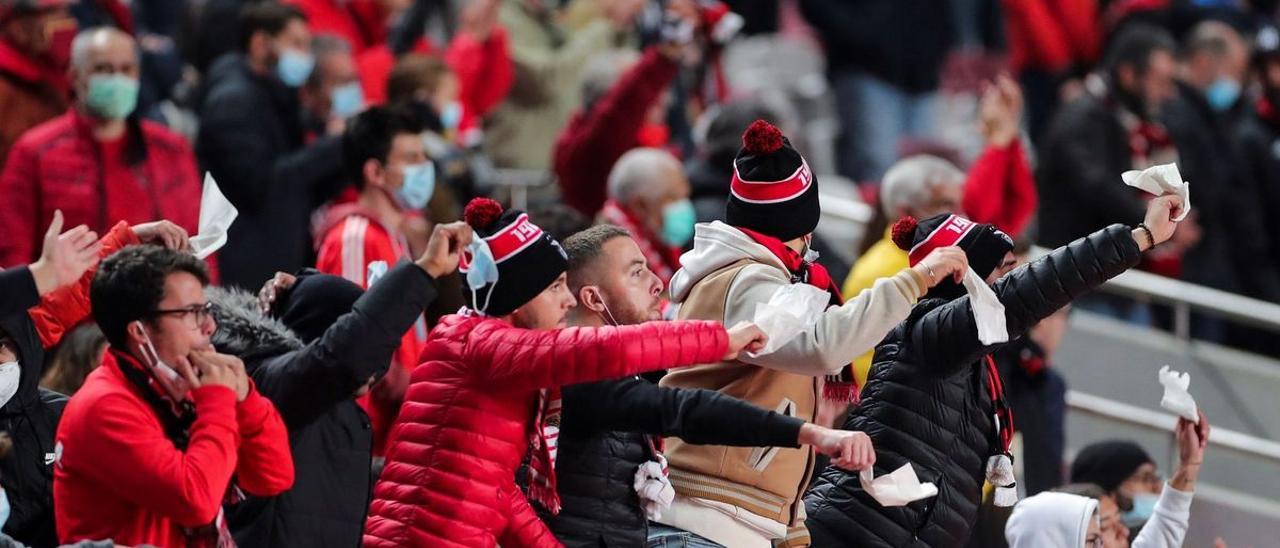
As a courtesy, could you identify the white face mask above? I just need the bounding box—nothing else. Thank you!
[132,321,191,401]
[0,361,19,408]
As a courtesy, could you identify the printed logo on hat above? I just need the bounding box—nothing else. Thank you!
[908,215,977,265]
[729,159,813,204]
[459,213,546,268]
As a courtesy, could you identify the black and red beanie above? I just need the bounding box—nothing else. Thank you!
[460,198,568,317]
[725,120,821,241]
[893,214,1014,299]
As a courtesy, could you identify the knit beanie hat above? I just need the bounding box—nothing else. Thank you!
[460,197,568,317]
[1069,440,1155,492]
[725,120,821,241]
[892,213,1013,300]
[278,272,364,343]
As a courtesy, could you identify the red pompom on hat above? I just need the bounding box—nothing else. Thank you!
[742,119,784,155]
[891,216,919,251]
[464,197,504,230]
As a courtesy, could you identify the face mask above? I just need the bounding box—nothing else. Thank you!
[330,81,364,119]
[1205,77,1241,112]
[464,238,499,315]
[276,48,315,88]
[440,101,463,131]
[394,160,436,210]
[133,321,191,401]
[660,199,696,247]
[589,288,621,326]
[1121,493,1159,528]
[0,361,19,408]
[84,74,140,120]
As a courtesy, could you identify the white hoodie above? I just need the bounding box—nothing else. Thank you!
[669,221,925,376]
[1006,492,1100,548]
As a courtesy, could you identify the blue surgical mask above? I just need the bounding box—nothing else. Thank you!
[440,101,463,131]
[1206,78,1241,112]
[330,82,364,119]
[84,74,139,120]
[465,238,499,314]
[276,48,315,88]
[1122,493,1159,528]
[660,199,696,247]
[394,161,435,210]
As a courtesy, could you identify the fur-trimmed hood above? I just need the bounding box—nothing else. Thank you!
[208,286,303,362]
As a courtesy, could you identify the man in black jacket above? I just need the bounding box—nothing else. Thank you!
[196,2,348,289]
[803,195,1184,547]
[215,221,471,548]
[1234,24,1280,296]
[544,225,874,547]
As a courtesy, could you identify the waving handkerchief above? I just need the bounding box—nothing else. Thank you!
[859,464,939,507]
[189,173,239,259]
[962,267,1008,345]
[1122,163,1191,221]
[747,282,831,357]
[1158,365,1199,423]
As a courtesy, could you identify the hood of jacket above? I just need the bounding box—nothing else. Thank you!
[1005,492,1098,548]
[0,311,45,415]
[208,286,303,362]
[668,221,787,303]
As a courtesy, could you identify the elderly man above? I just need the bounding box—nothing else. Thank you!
[597,147,694,286]
[0,27,202,268]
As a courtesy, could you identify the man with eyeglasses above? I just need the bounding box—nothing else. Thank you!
[53,245,294,547]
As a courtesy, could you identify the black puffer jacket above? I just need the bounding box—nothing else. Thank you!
[544,376,805,547]
[214,263,437,548]
[804,224,1141,547]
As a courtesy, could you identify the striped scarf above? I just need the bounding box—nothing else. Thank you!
[527,388,563,514]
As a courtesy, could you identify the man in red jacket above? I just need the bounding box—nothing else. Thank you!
[0,0,75,171]
[53,245,294,547]
[363,197,768,548]
[0,27,202,268]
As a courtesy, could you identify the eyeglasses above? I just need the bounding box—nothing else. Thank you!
[149,302,216,329]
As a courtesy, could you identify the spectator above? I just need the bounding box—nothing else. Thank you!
[301,34,363,138]
[654,121,966,547]
[215,222,470,548]
[0,0,76,169]
[196,2,348,289]
[39,323,106,396]
[1058,483,1131,548]
[362,197,766,547]
[1001,0,1102,139]
[799,0,956,182]
[1070,439,1172,532]
[54,245,294,546]
[1235,24,1280,276]
[486,0,642,169]
[804,196,1184,547]
[547,225,874,546]
[0,211,100,320]
[314,105,432,456]
[0,27,203,269]
[596,148,691,286]
[1004,491,1103,548]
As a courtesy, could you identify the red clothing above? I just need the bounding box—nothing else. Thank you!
[0,39,69,174]
[286,0,384,54]
[29,221,137,348]
[0,110,202,267]
[363,314,729,548]
[315,205,425,455]
[961,139,1039,237]
[1002,0,1101,75]
[555,48,680,217]
[599,200,681,285]
[54,351,294,547]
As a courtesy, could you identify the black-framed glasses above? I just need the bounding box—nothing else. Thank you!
[149,302,216,328]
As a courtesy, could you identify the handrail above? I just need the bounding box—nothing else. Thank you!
[1066,390,1280,463]
[818,193,875,225]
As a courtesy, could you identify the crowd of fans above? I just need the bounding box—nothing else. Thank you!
[0,0,1272,547]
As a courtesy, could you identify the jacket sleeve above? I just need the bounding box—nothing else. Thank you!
[69,386,241,526]
[30,221,139,348]
[0,138,39,267]
[0,267,39,319]
[469,320,728,389]
[445,27,514,119]
[905,224,1142,375]
[962,140,1039,237]
[250,263,437,429]
[553,47,679,216]
[1131,484,1192,548]
[562,377,804,448]
[498,485,561,548]
[1001,0,1072,72]
[232,385,294,496]
[725,265,925,376]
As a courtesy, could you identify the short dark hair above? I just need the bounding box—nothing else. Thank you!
[386,53,450,105]
[1056,482,1134,512]
[239,2,306,52]
[1105,23,1177,77]
[563,224,632,291]
[341,105,424,189]
[91,246,210,348]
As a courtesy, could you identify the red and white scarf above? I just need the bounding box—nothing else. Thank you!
[599,200,682,285]
[527,388,563,514]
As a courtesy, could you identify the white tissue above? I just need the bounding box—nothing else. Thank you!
[189,173,239,259]
[1122,163,1191,221]
[1158,365,1199,423]
[633,457,675,520]
[859,464,939,507]
[747,283,831,357]
[962,267,1008,345]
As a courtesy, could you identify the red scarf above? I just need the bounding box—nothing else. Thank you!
[527,388,563,514]
[736,227,859,402]
[1258,96,1280,128]
[599,200,682,285]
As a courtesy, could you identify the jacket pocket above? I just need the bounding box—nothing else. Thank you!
[746,398,795,472]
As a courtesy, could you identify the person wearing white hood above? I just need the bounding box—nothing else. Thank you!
[1006,492,1106,548]
[652,119,970,548]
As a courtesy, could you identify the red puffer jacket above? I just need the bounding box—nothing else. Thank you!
[363,314,730,548]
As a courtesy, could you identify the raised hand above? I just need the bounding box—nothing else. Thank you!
[133,220,191,252]
[799,424,876,471]
[1170,409,1209,491]
[980,74,1023,147]
[417,221,474,278]
[723,321,768,361]
[189,351,249,401]
[1137,194,1185,250]
[911,246,970,287]
[30,210,101,296]
[257,272,298,314]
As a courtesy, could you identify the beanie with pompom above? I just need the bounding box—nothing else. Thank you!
[725,119,821,241]
[459,197,568,316]
[894,213,1014,300]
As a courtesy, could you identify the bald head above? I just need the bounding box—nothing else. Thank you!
[606,147,691,237]
[70,27,136,75]
[69,27,139,121]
